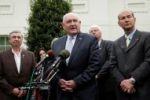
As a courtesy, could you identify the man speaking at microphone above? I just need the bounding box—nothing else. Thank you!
[51,12,101,100]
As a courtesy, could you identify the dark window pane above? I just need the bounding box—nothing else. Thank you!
[0,37,5,45]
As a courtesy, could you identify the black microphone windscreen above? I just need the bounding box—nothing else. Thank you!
[59,49,70,59]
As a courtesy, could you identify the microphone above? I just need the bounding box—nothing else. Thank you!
[20,81,49,90]
[34,50,54,77]
[44,49,70,82]
[44,50,70,75]
[47,49,54,58]
[35,50,54,68]
[51,49,70,68]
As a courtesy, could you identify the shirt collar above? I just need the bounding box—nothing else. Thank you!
[12,48,22,56]
[98,39,102,46]
[67,35,77,40]
[125,29,136,40]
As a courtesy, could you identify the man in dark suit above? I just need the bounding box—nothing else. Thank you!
[89,25,116,100]
[51,12,101,100]
[110,9,150,100]
[0,30,36,100]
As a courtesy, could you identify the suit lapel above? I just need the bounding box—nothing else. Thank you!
[60,36,67,51]
[119,36,127,52]
[8,50,19,74]
[126,31,140,52]
[20,50,25,73]
[54,36,67,56]
[68,33,83,65]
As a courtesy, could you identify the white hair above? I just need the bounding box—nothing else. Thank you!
[63,12,80,23]
[89,25,101,31]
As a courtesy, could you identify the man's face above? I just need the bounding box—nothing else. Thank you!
[62,14,81,36]
[89,27,101,40]
[9,32,23,48]
[118,11,136,32]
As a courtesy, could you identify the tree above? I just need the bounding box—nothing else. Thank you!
[26,0,71,56]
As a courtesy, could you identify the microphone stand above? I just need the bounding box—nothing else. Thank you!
[43,61,61,100]
[25,62,45,100]
[40,66,44,82]
[44,61,60,83]
[25,67,36,100]
[23,59,62,100]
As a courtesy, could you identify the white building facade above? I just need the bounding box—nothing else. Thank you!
[0,0,150,51]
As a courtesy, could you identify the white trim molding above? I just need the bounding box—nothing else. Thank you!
[0,2,14,15]
[72,0,89,13]
[125,0,148,13]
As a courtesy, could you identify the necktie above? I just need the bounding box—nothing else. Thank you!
[126,37,131,47]
[66,36,74,64]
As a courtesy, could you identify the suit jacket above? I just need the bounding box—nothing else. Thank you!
[51,33,101,100]
[96,40,116,100]
[96,40,113,78]
[110,30,150,100]
[0,49,35,100]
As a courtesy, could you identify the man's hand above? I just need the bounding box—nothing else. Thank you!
[12,88,20,96]
[65,80,77,90]
[120,79,136,94]
[11,88,26,97]
[58,79,69,91]
[58,79,76,92]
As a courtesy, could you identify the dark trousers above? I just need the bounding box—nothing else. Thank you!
[96,75,116,100]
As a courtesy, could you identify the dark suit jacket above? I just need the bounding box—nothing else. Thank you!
[0,49,35,100]
[96,40,116,100]
[96,40,113,78]
[51,33,101,100]
[110,30,150,100]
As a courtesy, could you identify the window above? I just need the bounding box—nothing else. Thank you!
[0,36,10,52]
[125,0,148,13]
[0,2,14,15]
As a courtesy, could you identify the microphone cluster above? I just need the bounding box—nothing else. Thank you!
[21,49,70,90]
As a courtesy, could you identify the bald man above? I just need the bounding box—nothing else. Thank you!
[110,9,150,100]
[89,25,116,100]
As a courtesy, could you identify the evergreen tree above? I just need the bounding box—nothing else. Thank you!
[26,0,71,54]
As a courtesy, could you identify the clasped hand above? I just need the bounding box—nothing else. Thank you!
[58,79,77,92]
[120,79,136,94]
[11,87,26,97]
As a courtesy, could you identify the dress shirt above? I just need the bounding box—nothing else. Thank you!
[65,35,77,64]
[125,29,136,47]
[12,49,21,73]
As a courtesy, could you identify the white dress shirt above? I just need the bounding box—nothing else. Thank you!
[12,49,21,73]
[65,35,77,64]
[125,29,136,47]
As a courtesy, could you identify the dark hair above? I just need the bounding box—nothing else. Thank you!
[9,30,23,39]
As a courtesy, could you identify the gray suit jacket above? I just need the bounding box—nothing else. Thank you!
[111,30,150,100]
[0,49,35,100]
[52,33,101,100]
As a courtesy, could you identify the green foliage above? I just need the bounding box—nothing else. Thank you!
[26,0,71,54]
